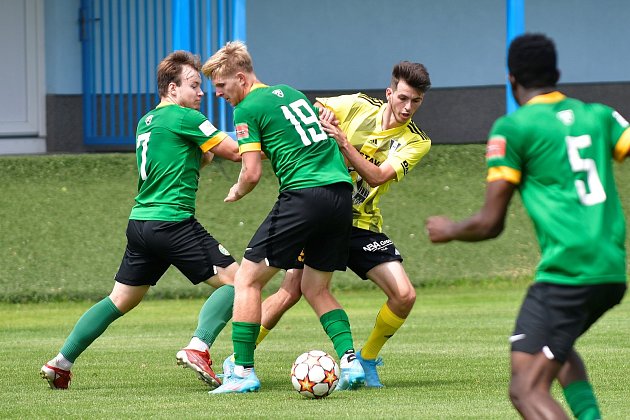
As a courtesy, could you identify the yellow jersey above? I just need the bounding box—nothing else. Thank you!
[317,93,431,232]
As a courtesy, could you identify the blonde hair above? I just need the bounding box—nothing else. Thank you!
[202,41,254,80]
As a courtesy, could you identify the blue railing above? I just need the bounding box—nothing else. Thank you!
[80,0,245,146]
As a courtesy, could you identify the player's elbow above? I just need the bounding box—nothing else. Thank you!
[479,220,504,239]
[363,172,390,188]
[242,167,262,184]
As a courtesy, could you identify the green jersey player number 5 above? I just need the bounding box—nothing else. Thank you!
[565,134,606,206]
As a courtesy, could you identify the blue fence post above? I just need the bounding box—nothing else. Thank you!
[173,0,193,50]
[232,0,246,41]
[506,0,524,114]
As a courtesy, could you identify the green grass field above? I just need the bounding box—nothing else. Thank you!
[2,287,629,419]
[0,144,608,302]
[1,148,629,418]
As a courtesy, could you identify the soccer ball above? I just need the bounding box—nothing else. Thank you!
[291,350,339,399]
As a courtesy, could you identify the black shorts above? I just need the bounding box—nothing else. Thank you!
[347,227,403,279]
[510,282,626,363]
[115,217,236,286]
[292,227,404,279]
[244,182,352,271]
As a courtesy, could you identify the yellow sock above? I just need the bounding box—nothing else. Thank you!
[255,325,271,346]
[360,303,405,360]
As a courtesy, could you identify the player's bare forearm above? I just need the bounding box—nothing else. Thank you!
[320,119,393,187]
[225,151,262,202]
[426,180,515,243]
[224,168,257,202]
[426,214,501,243]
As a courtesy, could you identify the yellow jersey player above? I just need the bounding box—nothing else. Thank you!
[248,61,431,388]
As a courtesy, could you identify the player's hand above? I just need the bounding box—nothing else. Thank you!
[425,216,456,243]
[318,107,339,125]
[224,183,243,202]
[320,120,347,147]
[201,151,215,168]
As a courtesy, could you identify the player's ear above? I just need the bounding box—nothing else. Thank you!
[385,87,393,100]
[236,72,247,86]
[168,82,178,95]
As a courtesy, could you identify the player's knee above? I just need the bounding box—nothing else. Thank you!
[283,289,302,308]
[391,286,416,315]
[301,282,329,302]
[508,375,531,409]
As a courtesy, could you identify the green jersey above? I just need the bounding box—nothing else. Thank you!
[131,103,227,221]
[486,91,630,285]
[234,84,351,191]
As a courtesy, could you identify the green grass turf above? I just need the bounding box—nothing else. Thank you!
[1,286,628,419]
[4,145,630,302]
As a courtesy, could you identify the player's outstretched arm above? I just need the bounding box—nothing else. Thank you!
[426,179,516,243]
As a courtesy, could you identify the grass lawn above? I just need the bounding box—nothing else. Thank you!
[1,285,628,419]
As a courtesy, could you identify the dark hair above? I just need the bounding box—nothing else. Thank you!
[157,50,202,97]
[391,61,431,93]
[508,33,560,88]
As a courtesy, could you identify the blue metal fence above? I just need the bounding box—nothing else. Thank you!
[80,0,245,146]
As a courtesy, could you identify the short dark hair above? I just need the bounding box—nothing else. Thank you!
[157,50,201,97]
[508,33,560,88]
[391,61,431,93]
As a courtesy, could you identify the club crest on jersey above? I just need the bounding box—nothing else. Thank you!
[145,115,153,125]
[272,89,284,98]
[486,136,506,160]
[235,123,249,140]
[389,139,401,152]
[556,110,574,126]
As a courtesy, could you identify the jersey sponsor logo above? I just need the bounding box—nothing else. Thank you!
[145,115,153,125]
[359,152,381,166]
[236,123,249,140]
[486,136,506,160]
[199,120,218,136]
[401,160,409,175]
[556,109,574,126]
[272,89,284,98]
[362,238,393,252]
[613,110,630,128]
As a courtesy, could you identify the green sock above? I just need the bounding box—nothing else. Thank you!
[563,380,601,420]
[60,297,123,362]
[193,285,234,346]
[232,321,259,367]
[319,309,355,359]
